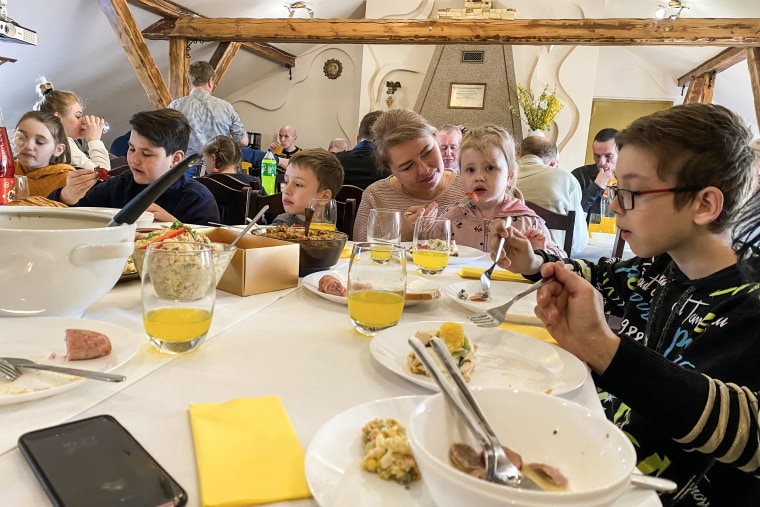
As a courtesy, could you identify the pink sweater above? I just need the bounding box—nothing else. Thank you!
[441,194,566,257]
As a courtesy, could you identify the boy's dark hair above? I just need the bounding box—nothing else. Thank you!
[615,103,754,232]
[288,148,344,198]
[358,111,383,141]
[17,111,71,165]
[188,61,215,87]
[594,128,618,143]
[129,109,191,156]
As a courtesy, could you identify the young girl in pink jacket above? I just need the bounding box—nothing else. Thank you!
[442,124,565,256]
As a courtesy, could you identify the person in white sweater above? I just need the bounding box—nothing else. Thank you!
[33,80,110,171]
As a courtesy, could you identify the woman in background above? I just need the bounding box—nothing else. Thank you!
[33,80,110,171]
[13,111,75,197]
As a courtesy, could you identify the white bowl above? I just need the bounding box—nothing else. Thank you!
[0,207,135,317]
[136,211,155,229]
[407,387,636,507]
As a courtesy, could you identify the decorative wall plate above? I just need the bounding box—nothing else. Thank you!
[323,58,343,79]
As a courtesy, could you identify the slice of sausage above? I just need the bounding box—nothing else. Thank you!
[318,274,347,297]
[65,329,112,361]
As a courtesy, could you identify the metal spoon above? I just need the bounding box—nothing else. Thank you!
[227,205,269,250]
[303,207,315,237]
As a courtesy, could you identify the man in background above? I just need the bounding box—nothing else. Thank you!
[270,125,301,169]
[337,110,385,189]
[168,61,248,175]
[571,128,618,219]
[436,124,462,171]
[517,135,588,256]
[328,137,349,153]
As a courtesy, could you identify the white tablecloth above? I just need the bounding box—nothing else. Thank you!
[0,257,659,507]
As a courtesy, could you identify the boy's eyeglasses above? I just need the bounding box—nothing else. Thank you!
[606,185,703,210]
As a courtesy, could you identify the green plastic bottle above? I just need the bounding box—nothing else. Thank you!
[261,148,277,195]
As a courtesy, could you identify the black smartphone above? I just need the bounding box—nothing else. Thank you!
[18,415,188,507]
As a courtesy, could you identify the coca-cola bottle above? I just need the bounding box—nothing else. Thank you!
[0,105,15,204]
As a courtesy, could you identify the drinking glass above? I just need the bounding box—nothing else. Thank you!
[13,175,29,200]
[308,197,337,231]
[412,217,451,275]
[347,242,406,336]
[141,242,216,354]
[367,209,401,263]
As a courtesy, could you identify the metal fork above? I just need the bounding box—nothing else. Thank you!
[0,359,21,381]
[1,358,126,382]
[480,237,505,300]
[408,337,540,489]
[468,277,555,328]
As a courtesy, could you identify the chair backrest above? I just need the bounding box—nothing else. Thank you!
[336,198,357,240]
[336,184,364,211]
[202,172,261,192]
[195,176,252,225]
[248,192,286,224]
[525,201,575,256]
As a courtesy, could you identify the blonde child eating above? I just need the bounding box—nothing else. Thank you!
[442,124,564,256]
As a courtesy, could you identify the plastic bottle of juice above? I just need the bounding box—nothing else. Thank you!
[0,105,16,204]
[261,148,277,196]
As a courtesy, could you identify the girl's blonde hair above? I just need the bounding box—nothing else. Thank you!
[459,124,519,194]
[32,79,81,117]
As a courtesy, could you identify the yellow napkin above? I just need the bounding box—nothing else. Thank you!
[340,246,352,258]
[458,266,531,284]
[499,322,558,346]
[189,397,312,507]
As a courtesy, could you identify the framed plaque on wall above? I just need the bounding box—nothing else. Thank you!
[448,83,487,109]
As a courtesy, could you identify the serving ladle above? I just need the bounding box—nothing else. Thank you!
[227,205,270,250]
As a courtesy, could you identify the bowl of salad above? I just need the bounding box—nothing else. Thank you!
[132,222,236,285]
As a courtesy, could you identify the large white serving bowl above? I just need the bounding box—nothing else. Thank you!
[0,206,135,317]
[407,387,636,507]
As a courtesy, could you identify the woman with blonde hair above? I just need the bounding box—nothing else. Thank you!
[353,109,465,241]
[33,80,110,171]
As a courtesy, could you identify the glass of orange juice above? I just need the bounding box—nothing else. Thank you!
[412,217,451,275]
[347,242,406,336]
[141,242,216,354]
[308,197,337,231]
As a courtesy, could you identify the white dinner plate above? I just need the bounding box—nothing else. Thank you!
[444,280,541,325]
[369,320,587,395]
[305,395,435,507]
[0,317,139,405]
[401,242,487,265]
[302,270,441,307]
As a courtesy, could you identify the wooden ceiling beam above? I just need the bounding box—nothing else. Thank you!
[141,17,760,46]
[168,37,189,99]
[131,1,295,66]
[677,47,748,87]
[209,42,241,87]
[747,47,760,128]
[99,0,172,108]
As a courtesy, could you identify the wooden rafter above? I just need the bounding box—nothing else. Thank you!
[129,0,295,66]
[99,0,171,108]
[747,47,760,127]
[0,56,17,66]
[683,72,716,104]
[168,38,189,99]
[677,48,748,87]
[209,42,241,88]
[141,17,760,46]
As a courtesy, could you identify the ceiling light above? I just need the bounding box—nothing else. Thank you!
[654,0,688,20]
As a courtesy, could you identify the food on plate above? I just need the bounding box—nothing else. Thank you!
[318,274,346,297]
[416,238,459,257]
[455,288,489,301]
[361,417,421,485]
[407,322,477,381]
[95,167,109,181]
[122,256,137,276]
[262,224,337,240]
[64,329,112,360]
[405,288,441,301]
[5,195,68,207]
[449,442,568,491]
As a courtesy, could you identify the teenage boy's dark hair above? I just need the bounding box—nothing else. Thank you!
[593,128,618,143]
[615,103,754,232]
[288,148,345,198]
[129,109,191,156]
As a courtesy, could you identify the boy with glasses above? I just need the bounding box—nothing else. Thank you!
[490,103,760,505]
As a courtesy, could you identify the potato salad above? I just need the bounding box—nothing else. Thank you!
[361,418,421,485]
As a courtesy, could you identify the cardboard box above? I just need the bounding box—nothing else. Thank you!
[204,228,299,296]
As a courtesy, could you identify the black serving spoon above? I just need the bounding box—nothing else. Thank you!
[106,153,202,227]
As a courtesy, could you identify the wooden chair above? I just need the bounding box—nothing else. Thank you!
[336,184,364,211]
[525,201,575,256]
[195,176,253,225]
[336,198,357,240]
[248,192,286,224]
[202,172,262,193]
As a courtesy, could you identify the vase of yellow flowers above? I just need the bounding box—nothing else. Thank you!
[510,84,563,133]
